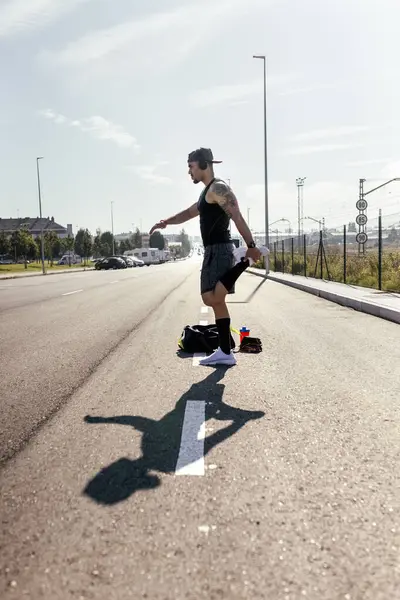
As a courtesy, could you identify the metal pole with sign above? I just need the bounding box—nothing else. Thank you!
[356,176,400,254]
[356,179,368,254]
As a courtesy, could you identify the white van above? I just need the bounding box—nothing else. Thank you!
[58,253,82,265]
[125,248,164,265]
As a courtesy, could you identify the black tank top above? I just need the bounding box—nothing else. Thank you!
[197,178,231,247]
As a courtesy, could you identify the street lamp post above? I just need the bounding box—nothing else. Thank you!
[253,54,269,272]
[296,177,306,242]
[111,201,115,255]
[304,215,324,231]
[36,157,46,275]
[226,178,232,235]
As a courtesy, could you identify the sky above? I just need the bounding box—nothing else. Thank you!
[2,0,400,238]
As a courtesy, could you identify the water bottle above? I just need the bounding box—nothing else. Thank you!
[240,326,250,344]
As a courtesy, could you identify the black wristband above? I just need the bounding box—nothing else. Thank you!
[247,241,256,248]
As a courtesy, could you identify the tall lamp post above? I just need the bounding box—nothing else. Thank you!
[36,157,46,275]
[304,215,325,231]
[253,54,269,272]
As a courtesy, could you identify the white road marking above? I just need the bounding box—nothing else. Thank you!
[62,289,83,296]
[199,319,208,326]
[192,352,207,367]
[176,400,206,476]
[200,306,209,314]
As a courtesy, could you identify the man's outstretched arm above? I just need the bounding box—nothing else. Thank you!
[150,202,199,234]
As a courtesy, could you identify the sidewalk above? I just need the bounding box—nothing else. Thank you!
[248,268,400,325]
[0,266,94,281]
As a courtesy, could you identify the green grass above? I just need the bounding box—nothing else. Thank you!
[254,247,400,292]
[0,262,92,274]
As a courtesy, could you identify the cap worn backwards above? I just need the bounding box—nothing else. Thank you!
[187,147,222,164]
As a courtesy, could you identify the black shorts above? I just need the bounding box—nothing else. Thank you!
[201,242,235,295]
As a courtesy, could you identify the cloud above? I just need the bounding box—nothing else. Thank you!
[290,126,370,143]
[284,143,363,156]
[279,83,336,97]
[245,180,359,232]
[39,109,139,149]
[44,0,271,71]
[190,73,299,108]
[346,158,394,168]
[380,160,400,179]
[132,164,173,186]
[0,0,88,38]
[191,81,262,109]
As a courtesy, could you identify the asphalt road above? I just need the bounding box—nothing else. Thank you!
[0,258,399,600]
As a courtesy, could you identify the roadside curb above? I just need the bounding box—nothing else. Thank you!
[247,268,400,325]
[0,267,95,281]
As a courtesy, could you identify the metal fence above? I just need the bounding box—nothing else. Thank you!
[269,215,400,292]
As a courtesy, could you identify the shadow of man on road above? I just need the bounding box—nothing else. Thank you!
[83,368,264,505]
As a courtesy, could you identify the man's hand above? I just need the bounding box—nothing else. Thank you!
[246,247,261,263]
[149,220,167,235]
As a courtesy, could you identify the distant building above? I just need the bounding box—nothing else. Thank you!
[0,217,72,238]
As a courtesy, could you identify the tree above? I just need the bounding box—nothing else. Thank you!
[74,228,93,263]
[178,228,191,257]
[93,229,102,258]
[60,235,75,265]
[119,239,133,254]
[131,228,142,249]
[10,227,35,267]
[44,230,59,266]
[82,229,93,262]
[0,232,11,255]
[388,228,399,243]
[35,237,42,261]
[53,237,62,259]
[150,231,165,250]
[100,231,114,257]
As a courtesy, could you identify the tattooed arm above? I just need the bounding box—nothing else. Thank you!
[207,181,254,246]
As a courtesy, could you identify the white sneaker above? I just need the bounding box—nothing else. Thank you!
[233,245,269,266]
[199,347,237,366]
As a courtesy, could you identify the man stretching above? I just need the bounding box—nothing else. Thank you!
[150,148,265,366]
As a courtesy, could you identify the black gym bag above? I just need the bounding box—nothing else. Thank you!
[178,324,235,354]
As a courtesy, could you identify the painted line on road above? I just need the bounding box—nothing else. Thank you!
[62,289,83,296]
[200,306,208,314]
[192,352,207,366]
[175,400,205,476]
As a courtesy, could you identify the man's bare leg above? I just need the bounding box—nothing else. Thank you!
[200,283,236,365]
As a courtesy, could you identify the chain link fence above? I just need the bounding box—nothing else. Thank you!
[268,212,400,292]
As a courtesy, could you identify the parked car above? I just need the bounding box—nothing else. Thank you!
[115,255,136,268]
[128,256,145,267]
[95,257,127,270]
[0,255,14,265]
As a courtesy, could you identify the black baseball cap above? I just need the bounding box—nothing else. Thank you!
[187,147,222,165]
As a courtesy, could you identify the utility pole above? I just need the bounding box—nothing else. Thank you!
[356,176,400,255]
[36,157,46,275]
[111,201,115,255]
[253,54,269,273]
